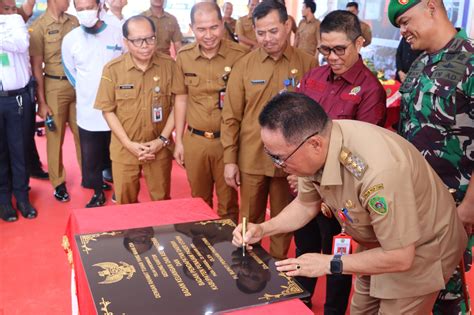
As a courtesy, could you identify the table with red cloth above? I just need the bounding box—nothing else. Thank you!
[381,79,402,131]
[63,198,312,315]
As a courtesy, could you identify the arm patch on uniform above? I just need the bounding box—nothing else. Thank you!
[362,184,384,201]
[368,196,388,215]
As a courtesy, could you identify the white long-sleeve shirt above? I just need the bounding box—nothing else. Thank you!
[62,22,123,131]
[0,14,31,91]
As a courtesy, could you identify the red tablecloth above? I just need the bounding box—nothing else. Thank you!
[64,198,312,315]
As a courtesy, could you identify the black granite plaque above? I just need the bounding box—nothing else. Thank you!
[75,219,309,315]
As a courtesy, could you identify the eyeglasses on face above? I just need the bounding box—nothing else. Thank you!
[317,44,351,57]
[126,36,156,48]
[264,131,320,168]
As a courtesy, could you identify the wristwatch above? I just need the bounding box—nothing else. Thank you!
[330,254,343,275]
[158,135,170,147]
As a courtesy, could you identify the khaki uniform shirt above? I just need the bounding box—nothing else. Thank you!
[221,45,316,177]
[94,53,176,165]
[295,17,320,56]
[360,21,372,47]
[142,10,183,55]
[172,39,248,132]
[29,12,78,76]
[224,18,237,41]
[298,120,467,299]
[235,15,256,48]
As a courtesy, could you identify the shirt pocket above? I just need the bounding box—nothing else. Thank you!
[115,88,138,114]
[184,76,200,89]
[418,79,457,126]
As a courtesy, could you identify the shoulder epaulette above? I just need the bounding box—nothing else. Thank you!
[339,147,368,180]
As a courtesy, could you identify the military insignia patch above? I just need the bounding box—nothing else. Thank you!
[368,196,388,215]
[339,147,368,180]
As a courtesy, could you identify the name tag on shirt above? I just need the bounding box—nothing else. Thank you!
[251,79,265,84]
[48,30,60,35]
[119,84,134,90]
[0,53,9,67]
[184,73,197,77]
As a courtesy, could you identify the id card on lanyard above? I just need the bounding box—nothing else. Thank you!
[332,208,353,255]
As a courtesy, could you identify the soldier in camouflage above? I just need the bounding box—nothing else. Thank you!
[388,0,474,314]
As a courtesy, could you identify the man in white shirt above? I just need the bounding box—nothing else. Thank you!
[62,0,123,207]
[0,1,37,221]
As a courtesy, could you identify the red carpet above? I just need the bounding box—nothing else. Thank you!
[0,128,471,314]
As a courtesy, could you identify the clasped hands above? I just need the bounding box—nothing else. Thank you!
[232,222,331,278]
[126,139,164,162]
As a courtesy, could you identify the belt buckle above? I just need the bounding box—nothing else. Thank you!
[204,131,215,139]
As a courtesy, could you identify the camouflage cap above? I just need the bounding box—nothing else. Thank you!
[388,0,421,27]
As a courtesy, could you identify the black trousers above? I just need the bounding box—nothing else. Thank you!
[23,88,43,177]
[294,213,352,315]
[0,92,29,204]
[78,127,111,192]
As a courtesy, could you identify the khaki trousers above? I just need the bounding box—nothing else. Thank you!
[183,132,239,222]
[44,78,81,188]
[351,275,439,314]
[240,172,292,260]
[112,153,172,204]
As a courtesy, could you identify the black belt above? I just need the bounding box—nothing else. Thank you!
[45,73,68,80]
[0,86,28,97]
[188,126,220,139]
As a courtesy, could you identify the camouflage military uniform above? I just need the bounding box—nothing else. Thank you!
[399,29,474,315]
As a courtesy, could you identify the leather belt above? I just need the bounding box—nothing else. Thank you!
[188,126,220,139]
[45,73,68,80]
[0,86,28,97]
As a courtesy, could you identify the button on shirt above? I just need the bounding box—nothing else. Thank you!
[94,53,176,165]
[298,120,467,299]
[172,39,248,131]
[221,45,316,176]
[62,22,124,131]
[0,14,30,91]
[29,12,79,76]
[298,57,386,126]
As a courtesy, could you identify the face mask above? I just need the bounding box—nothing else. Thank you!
[77,9,99,28]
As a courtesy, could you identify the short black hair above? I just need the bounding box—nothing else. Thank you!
[346,2,359,10]
[252,0,288,26]
[303,0,316,14]
[259,92,329,145]
[320,10,361,41]
[190,2,222,25]
[122,15,156,38]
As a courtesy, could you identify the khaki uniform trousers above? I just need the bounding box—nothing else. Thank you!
[45,78,81,188]
[183,131,239,222]
[351,275,439,314]
[240,172,292,260]
[112,152,172,204]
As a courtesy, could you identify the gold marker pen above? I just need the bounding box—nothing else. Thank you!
[242,217,247,257]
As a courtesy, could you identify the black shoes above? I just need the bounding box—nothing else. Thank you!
[30,168,49,180]
[54,183,70,202]
[0,204,18,222]
[86,192,106,208]
[102,168,113,183]
[17,201,38,219]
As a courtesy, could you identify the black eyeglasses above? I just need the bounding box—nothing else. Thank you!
[317,44,351,57]
[126,36,156,48]
[264,131,319,168]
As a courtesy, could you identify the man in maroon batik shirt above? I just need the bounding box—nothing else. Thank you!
[293,10,386,314]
